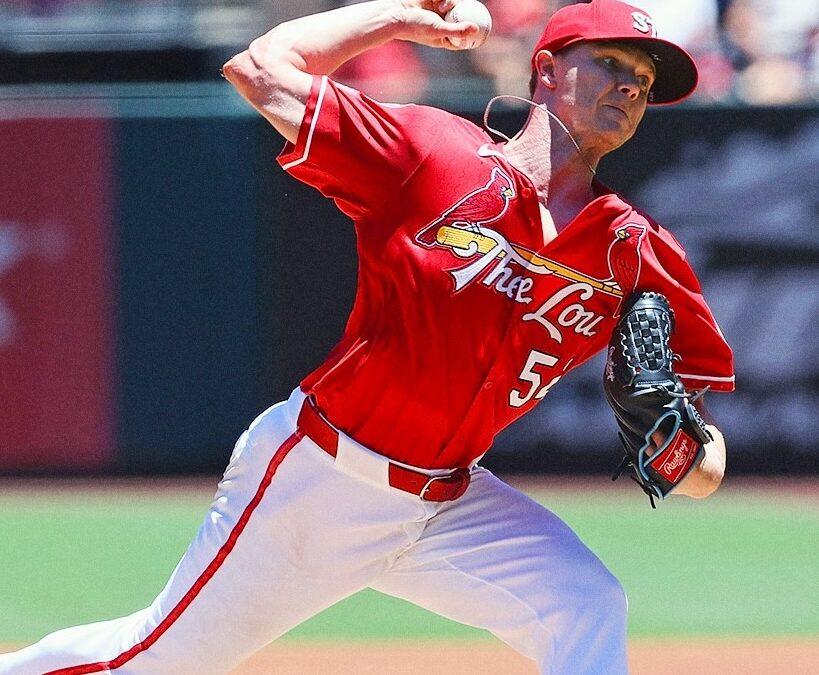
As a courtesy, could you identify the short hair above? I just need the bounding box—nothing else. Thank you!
[529,69,538,98]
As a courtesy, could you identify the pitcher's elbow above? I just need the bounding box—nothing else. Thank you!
[221,50,253,86]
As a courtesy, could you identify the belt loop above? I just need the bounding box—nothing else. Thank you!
[419,476,438,501]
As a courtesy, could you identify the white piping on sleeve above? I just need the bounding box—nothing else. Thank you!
[281,75,329,171]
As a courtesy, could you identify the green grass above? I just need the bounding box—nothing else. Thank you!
[0,483,816,644]
[538,489,819,638]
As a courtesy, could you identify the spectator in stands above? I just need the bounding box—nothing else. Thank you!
[7,0,819,104]
[468,0,554,98]
[334,39,430,102]
[634,0,718,49]
[635,0,734,102]
[331,0,430,101]
[466,0,818,105]
[722,0,818,103]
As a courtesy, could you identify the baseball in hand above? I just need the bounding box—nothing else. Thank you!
[445,0,492,49]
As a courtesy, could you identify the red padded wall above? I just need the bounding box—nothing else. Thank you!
[0,117,115,470]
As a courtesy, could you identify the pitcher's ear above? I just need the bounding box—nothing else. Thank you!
[534,50,558,90]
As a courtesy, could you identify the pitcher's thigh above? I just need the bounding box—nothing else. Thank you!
[371,469,628,674]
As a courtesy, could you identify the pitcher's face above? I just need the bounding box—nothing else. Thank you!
[547,42,657,153]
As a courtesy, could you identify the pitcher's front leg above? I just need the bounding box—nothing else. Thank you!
[371,468,628,675]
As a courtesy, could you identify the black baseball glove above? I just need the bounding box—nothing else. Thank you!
[604,292,712,507]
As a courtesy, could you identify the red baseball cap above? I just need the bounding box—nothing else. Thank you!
[531,0,699,105]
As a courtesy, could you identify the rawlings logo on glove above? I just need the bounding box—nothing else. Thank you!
[604,292,712,507]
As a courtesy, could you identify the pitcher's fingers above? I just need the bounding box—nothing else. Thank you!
[435,19,479,41]
[436,0,458,14]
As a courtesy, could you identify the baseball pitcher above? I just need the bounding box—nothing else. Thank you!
[1,1,734,673]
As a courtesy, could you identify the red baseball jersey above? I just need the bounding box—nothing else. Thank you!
[278,76,734,469]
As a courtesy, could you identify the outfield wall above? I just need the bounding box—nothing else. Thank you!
[0,86,816,474]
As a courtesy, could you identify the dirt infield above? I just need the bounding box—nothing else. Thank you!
[3,639,816,673]
[232,639,819,674]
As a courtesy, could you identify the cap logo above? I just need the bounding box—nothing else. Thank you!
[631,12,657,37]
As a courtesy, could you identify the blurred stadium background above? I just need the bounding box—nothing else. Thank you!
[0,1,817,673]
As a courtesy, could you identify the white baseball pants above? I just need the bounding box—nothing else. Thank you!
[0,389,628,674]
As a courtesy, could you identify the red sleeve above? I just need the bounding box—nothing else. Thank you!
[636,223,736,392]
[277,75,448,220]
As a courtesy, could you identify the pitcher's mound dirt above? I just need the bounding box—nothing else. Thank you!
[233,639,819,674]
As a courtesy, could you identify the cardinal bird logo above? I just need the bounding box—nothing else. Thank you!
[416,167,516,247]
[414,172,647,304]
[605,223,647,311]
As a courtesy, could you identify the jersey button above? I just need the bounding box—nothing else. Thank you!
[484,381,493,390]
[521,187,533,199]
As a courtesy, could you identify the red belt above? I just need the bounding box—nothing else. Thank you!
[297,397,470,502]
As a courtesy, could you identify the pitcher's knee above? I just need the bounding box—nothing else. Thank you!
[582,566,628,630]
[604,572,628,622]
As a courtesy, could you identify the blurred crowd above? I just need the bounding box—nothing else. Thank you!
[330,0,819,105]
[3,0,818,105]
